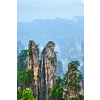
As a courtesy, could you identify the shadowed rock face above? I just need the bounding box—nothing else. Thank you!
[67,64,78,99]
[63,64,78,100]
[63,63,84,100]
[41,41,57,100]
[56,61,64,78]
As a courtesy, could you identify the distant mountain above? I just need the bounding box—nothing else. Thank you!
[17,15,84,72]
[17,47,19,56]
[17,41,25,53]
[81,42,84,81]
[56,61,64,78]
[72,15,84,22]
[81,58,84,80]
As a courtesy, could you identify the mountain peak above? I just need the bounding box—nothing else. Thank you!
[71,15,84,22]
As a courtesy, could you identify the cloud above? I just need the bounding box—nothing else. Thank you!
[68,48,75,53]
[75,41,81,55]
[55,43,60,54]
[61,58,69,73]
[81,0,84,4]
[74,0,84,3]
[40,45,44,52]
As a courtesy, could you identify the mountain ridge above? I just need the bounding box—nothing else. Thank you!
[17,15,84,72]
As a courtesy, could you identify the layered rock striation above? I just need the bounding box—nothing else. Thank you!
[27,40,39,99]
[27,41,57,100]
[63,63,84,100]
[41,41,57,100]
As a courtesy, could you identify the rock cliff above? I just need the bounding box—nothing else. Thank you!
[28,40,39,100]
[27,41,57,100]
[41,41,57,100]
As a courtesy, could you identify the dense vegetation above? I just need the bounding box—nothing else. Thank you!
[17,50,84,100]
[17,50,36,100]
[17,50,30,72]
[50,61,84,100]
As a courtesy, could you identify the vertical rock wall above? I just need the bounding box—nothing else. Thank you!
[63,63,84,100]
[27,41,57,100]
[41,41,57,100]
[28,40,39,100]
[67,63,78,99]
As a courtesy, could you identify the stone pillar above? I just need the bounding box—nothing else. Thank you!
[28,40,39,100]
[41,41,57,100]
[67,63,78,100]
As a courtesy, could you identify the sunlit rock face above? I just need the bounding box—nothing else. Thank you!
[41,41,57,100]
[28,40,39,100]
[28,40,39,80]
[27,41,57,100]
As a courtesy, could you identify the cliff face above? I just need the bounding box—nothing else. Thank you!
[28,40,39,100]
[27,41,57,100]
[56,61,64,78]
[41,41,57,100]
[63,63,84,100]
[18,40,84,100]
[67,63,78,99]
[28,40,39,80]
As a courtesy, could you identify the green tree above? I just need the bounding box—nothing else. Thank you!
[17,70,27,90]
[56,76,63,85]
[62,71,68,85]
[54,51,59,54]
[67,61,84,100]
[17,50,30,72]
[20,89,35,100]
[17,90,21,100]
[17,69,35,90]
[26,70,35,88]
[51,76,63,100]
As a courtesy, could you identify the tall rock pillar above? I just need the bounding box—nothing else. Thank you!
[28,40,39,100]
[41,41,57,100]
[67,63,78,99]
